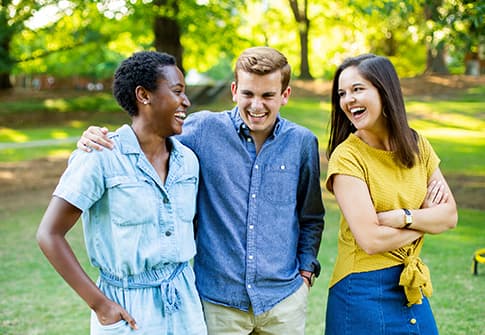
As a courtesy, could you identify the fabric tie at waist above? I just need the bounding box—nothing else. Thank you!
[100,262,187,315]
[399,255,433,306]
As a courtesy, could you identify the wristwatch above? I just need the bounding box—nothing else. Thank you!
[301,272,316,287]
[403,208,413,228]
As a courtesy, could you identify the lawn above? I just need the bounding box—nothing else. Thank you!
[1,83,484,334]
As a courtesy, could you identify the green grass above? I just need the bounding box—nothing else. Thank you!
[0,93,120,115]
[1,86,485,334]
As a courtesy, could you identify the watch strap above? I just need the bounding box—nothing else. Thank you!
[403,208,413,228]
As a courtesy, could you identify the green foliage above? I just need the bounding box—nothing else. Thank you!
[1,1,484,86]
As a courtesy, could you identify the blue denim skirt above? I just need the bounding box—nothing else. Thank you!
[325,265,438,335]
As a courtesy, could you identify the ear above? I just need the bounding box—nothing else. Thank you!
[135,86,150,105]
[280,86,291,106]
[230,81,237,102]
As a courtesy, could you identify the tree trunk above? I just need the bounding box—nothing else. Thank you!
[0,8,13,90]
[425,43,449,74]
[423,0,449,74]
[0,73,12,89]
[288,0,313,79]
[152,0,184,74]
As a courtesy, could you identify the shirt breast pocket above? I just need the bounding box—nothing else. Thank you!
[171,176,198,222]
[105,176,157,226]
[261,163,299,205]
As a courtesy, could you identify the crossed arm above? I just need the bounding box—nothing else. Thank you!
[332,168,457,255]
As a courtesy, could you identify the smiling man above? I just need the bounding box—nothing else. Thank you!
[78,46,325,335]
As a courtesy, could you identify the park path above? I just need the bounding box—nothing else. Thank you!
[0,137,78,149]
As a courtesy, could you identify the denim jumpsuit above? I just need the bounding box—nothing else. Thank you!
[54,125,207,335]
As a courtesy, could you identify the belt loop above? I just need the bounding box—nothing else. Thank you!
[122,277,129,289]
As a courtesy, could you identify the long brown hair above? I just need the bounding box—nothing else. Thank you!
[326,54,419,168]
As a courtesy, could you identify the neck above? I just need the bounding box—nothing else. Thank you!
[131,123,168,155]
[355,129,392,151]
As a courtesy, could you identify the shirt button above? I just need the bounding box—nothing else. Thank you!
[255,165,259,169]
[249,225,254,229]
[247,284,251,289]
[163,197,169,203]
[251,194,256,198]
[410,318,417,325]
[280,165,285,170]
[247,138,252,142]
[248,255,253,260]
[165,231,172,237]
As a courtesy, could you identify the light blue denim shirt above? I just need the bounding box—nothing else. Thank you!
[54,124,199,278]
[177,107,325,315]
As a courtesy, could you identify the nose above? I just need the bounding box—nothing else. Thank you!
[250,98,263,110]
[182,93,191,107]
[341,92,356,105]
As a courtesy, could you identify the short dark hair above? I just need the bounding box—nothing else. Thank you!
[327,54,419,168]
[113,51,176,116]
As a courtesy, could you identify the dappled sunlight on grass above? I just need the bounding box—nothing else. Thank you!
[44,99,69,112]
[69,120,86,128]
[0,128,30,142]
[428,138,485,175]
[0,145,73,162]
[407,101,485,131]
[283,97,330,143]
[48,149,72,158]
[51,130,70,139]
[418,127,485,142]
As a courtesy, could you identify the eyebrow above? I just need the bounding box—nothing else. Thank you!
[170,83,184,89]
[240,89,277,96]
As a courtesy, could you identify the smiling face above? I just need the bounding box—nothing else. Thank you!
[337,66,386,134]
[231,70,290,141]
[144,65,190,137]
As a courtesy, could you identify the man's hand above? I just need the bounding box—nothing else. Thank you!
[77,126,114,152]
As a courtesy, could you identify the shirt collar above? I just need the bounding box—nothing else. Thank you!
[115,124,183,162]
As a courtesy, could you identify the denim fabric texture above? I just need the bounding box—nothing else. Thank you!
[325,265,438,335]
[177,108,325,315]
[54,125,206,334]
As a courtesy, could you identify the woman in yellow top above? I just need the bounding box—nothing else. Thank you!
[324,54,458,335]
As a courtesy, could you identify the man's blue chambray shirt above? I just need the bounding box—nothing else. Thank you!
[176,107,325,315]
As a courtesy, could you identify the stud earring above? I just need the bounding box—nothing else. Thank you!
[143,100,148,105]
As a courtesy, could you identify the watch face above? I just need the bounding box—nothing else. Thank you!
[404,209,412,224]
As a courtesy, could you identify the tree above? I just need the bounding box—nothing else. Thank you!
[152,0,184,73]
[423,0,449,74]
[0,0,44,89]
[94,0,245,76]
[288,0,313,79]
[448,0,485,74]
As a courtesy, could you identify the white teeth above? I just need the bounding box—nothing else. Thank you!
[350,107,365,114]
[175,112,186,120]
[248,111,265,118]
